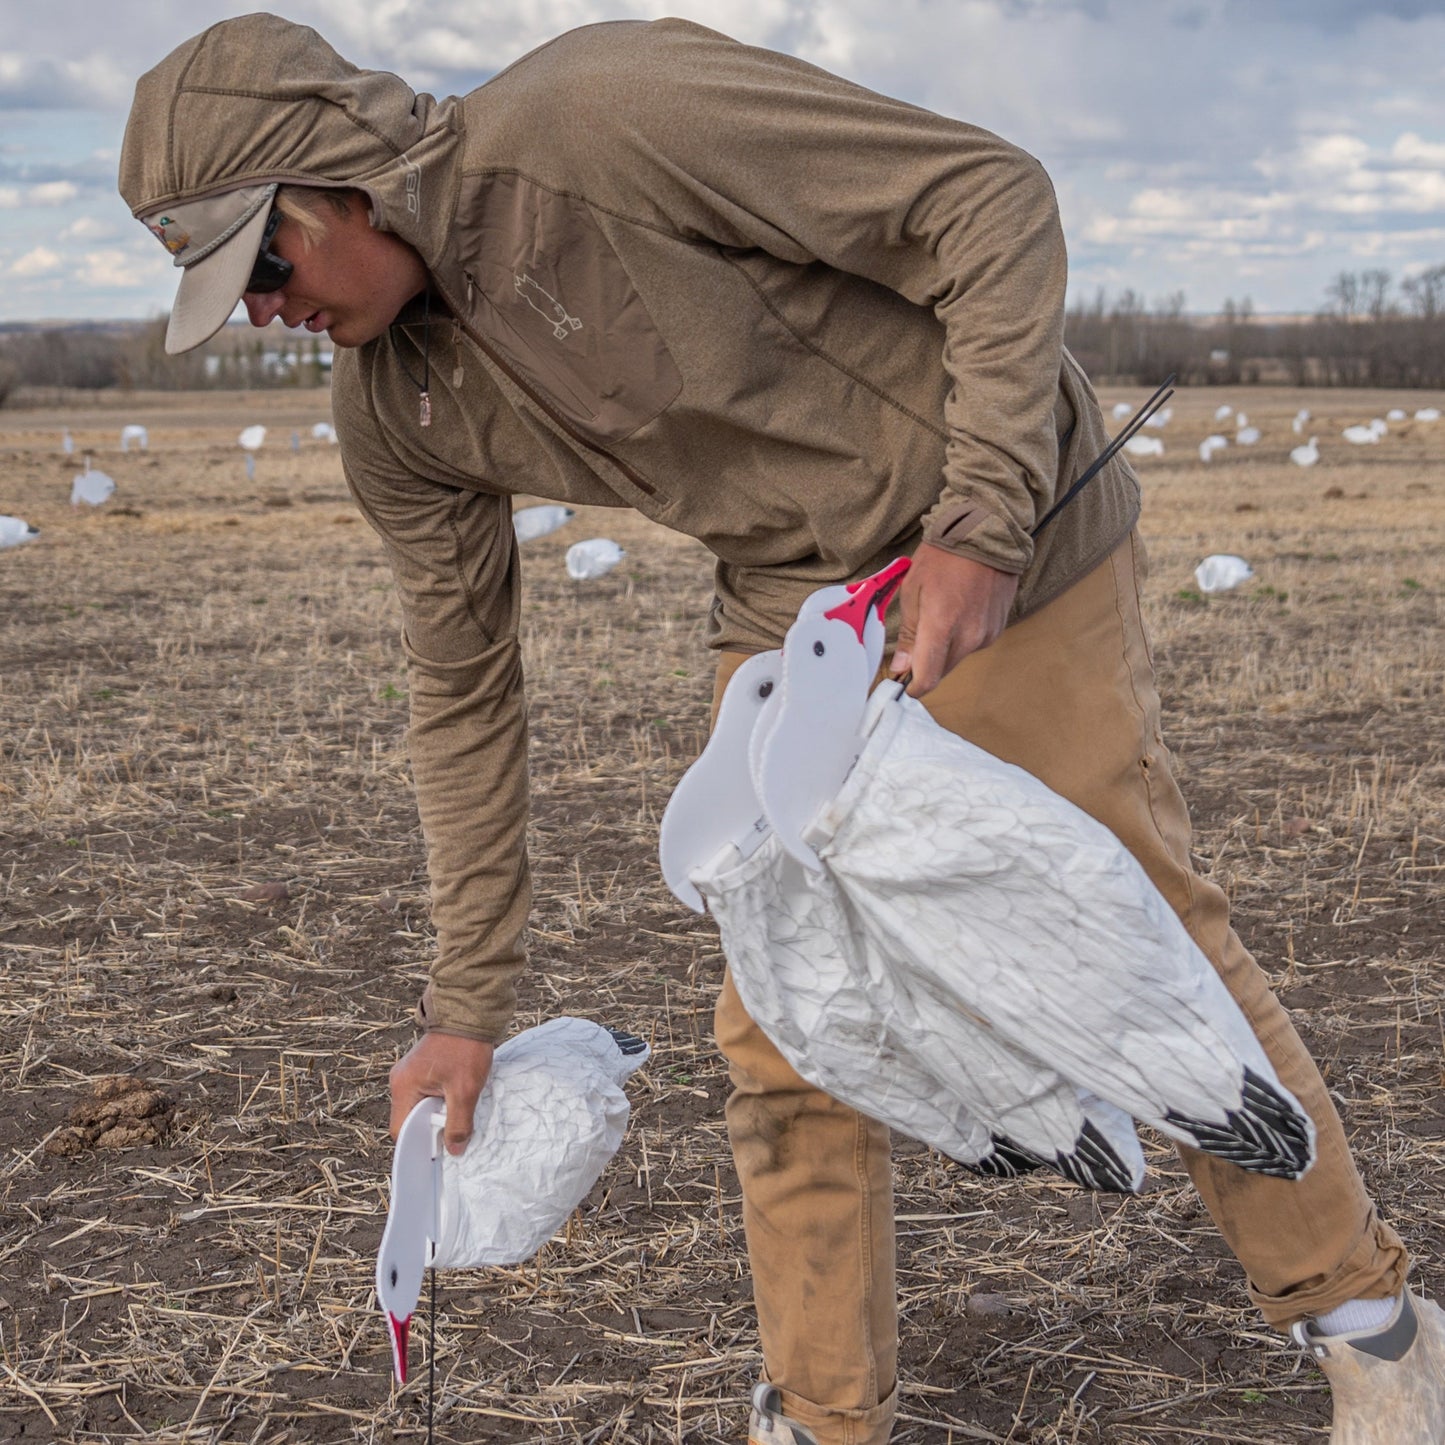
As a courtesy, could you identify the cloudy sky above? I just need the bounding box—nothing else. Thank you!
[4,0,1444,324]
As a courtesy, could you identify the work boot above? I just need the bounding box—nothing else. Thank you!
[748,1383,821,1445]
[1292,1291,1445,1443]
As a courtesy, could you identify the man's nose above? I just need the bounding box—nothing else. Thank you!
[243,291,285,326]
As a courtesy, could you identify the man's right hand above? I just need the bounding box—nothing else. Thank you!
[388,1031,495,1156]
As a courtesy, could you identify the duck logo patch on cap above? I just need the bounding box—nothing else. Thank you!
[146,217,192,256]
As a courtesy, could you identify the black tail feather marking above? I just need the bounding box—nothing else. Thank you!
[605,1027,649,1057]
[1165,1066,1313,1178]
[956,1123,1141,1194]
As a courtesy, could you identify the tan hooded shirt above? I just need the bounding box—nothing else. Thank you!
[121,13,1141,1043]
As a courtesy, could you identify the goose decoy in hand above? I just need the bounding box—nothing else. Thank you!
[660,561,1147,1192]
[661,558,1316,1191]
[376,1017,649,1384]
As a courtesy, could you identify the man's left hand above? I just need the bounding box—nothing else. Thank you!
[888,545,1020,696]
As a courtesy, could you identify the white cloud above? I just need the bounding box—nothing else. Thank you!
[29,180,77,205]
[1296,134,1373,175]
[78,248,143,288]
[0,49,132,108]
[0,0,1443,317]
[60,215,112,240]
[11,246,62,276]
[1391,132,1445,167]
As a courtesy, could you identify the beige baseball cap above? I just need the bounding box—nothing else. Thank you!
[141,182,279,354]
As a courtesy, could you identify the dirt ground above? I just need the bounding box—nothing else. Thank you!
[0,384,1441,1443]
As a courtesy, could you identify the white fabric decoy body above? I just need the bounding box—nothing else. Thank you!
[565,537,625,580]
[1194,554,1254,593]
[513,503,575,542]
[0,516,40,548]
[1290,436,1320,468]
[660,559,1315,1196]
[72,469,117,507]
[1121,435,1163,458]
[375,1017,649,1384]
[662,563,1144,1189]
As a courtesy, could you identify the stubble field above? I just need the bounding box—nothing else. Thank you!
[0,384,1441,1444]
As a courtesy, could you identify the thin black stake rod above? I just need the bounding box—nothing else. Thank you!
[427,1265,437,1445]
[1031,373,1176,538]
[892,372,1177,691]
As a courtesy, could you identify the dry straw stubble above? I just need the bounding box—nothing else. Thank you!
[0,384,1440,1442]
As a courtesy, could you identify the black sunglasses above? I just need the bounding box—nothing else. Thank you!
[246,207,293,294]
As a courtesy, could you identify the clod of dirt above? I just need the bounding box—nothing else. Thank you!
[1284,816,1311,837]
[965,1292,1021,1320]
[1324,485,1346,499]
[45,1076,175,1155]
[238,881,290,902]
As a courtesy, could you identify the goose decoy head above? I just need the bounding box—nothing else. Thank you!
[375,1097,445,1385]
[658,649,782,911]
[752,558,911,870]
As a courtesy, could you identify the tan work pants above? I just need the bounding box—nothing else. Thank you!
[712,533,1407,1445]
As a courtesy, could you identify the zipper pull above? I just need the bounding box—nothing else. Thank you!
[419,391,432,428]
[452,319,464,389]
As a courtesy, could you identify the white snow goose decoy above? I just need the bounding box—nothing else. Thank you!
[1290,436,1319,468]
[0,516,40,548]
[664,620,1145,1189]
[660,560,1315,1194]
[376,1017,649,1384]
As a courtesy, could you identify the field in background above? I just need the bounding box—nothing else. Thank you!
[0,385,1441,1443]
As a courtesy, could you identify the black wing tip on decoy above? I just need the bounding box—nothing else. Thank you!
[963,1136,1046,1180]
[1165,1067,1314,1179]
[605,1026,649,1057]
[1053,1120,1141,1194]
[958,1127,1141,1194]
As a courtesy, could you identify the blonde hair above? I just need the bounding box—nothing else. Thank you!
[274,185,357,247]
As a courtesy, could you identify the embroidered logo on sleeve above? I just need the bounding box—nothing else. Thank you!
[515,272,583,342]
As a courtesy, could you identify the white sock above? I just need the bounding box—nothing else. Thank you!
[1313,1295,1400,1336]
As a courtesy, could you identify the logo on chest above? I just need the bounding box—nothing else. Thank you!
[514,272,583,342]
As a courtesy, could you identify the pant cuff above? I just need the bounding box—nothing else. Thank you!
[1249,1209,1411,1329]
[768,1382,898,1445]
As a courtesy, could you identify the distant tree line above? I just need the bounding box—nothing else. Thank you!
[4,269,1445,402]
[1065,268,1445,389]
[0,316,330,403]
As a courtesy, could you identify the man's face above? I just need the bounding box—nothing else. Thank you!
[242,194,427,347]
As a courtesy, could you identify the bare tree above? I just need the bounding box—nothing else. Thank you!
[1402,265,1445,319]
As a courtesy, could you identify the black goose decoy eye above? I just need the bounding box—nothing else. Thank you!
[758,680,774,698]
[813,641,825,656]
[390,1267,398,1288]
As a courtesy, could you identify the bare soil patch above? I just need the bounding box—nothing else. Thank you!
[1,386,1441,1442]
